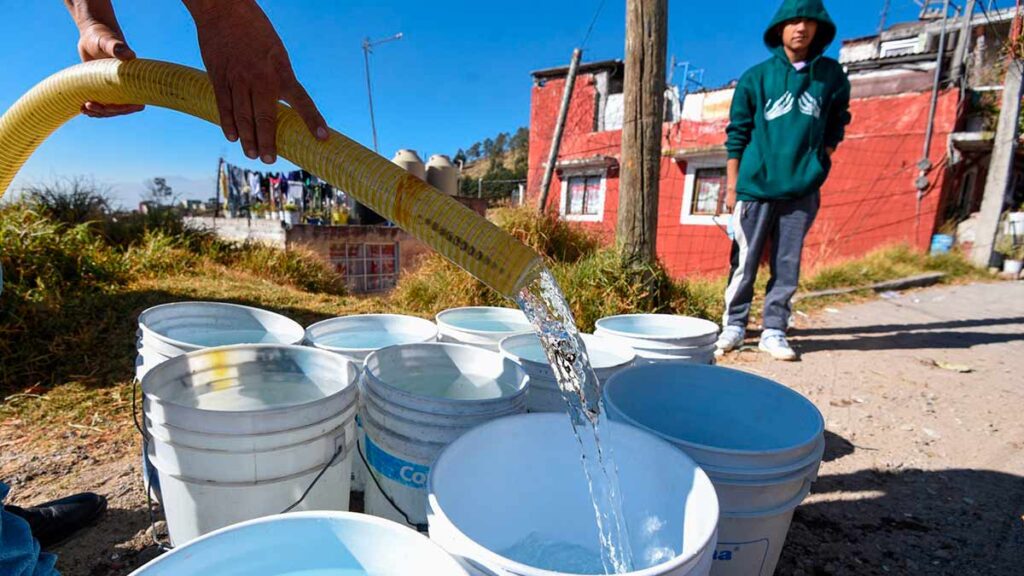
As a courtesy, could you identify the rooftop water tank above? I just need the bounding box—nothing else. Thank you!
[426,155,459,196]
[392,149,426,180]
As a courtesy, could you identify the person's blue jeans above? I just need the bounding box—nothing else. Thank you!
[1,482,59,576]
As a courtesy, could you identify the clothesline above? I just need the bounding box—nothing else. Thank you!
[216,158,352,223]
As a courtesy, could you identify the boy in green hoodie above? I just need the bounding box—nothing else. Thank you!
[715,0,851,361]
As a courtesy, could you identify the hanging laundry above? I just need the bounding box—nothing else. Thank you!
[218,159,229,201]
[248,170,263,201]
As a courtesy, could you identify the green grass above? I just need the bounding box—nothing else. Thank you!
[0,202,991,437]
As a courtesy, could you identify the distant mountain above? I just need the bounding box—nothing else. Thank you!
[107,175,218,209]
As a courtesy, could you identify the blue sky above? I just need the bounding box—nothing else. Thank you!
[0,0,1011,207]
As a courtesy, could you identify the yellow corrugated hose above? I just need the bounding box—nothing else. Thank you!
[0,59,542,298]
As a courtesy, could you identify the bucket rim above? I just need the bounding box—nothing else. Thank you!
[147,421,347,457]
[426,413,720,576]
[435,306,533,338]
[148,439,353,486]
[141,344,358,419]
[699,434,825,480]
[360,377,525,423]
[145,405,356,451]
[594,314,718,342]
[138,301,305,351]
[145,401,357,440]
[499,333,637,373]
[718,479,813,519]
[305,314,439,355]
[364,342,529,406]
[604,364,825,459]
[129,511,464,576]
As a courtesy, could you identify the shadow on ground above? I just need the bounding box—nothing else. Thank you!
[791,316,1024,355]
[778,432,1024,575]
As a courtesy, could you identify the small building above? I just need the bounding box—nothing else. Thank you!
[526,7,1022,278]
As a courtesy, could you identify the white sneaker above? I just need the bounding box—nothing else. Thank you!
[715,326,746,354]
[759,330,798,361]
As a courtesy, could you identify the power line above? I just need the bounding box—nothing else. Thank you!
[580,0,609,50]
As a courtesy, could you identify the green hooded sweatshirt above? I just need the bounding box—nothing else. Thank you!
[725,0,852,202]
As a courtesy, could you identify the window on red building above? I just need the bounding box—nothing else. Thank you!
[564,175,604,219]
[329,242,399,293]
[690,168,728,216]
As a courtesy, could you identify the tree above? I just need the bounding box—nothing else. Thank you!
[493,132,509,158]
[509,127,529,156]
[467,142,482,162]
[618,0,667,268]
[453,148,468,166]
[482,138,496,159]
[145,177,176,207]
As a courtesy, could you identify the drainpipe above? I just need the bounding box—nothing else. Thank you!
[917,0,953,244]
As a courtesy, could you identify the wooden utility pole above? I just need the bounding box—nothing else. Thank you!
[537,49,583,213]
[618,0,668,267]
[972,59,1024,267]
[951,0,977,85]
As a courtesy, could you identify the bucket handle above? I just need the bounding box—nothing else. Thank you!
[132,379,174,552]
[355,440,430,533]
[132,379,350,550]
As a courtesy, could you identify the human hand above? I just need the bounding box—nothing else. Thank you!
[185,0,329,164]
[826,147,835,158]
[67,0,146,118]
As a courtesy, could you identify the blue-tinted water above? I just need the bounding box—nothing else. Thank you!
[500,532,606,574]
[317,331,424,350]
[162,328,282,347]
[451,318,531,333]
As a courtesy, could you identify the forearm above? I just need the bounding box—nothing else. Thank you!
[64,0,119,30]
[182,0,247,24]
[726,158,740,209]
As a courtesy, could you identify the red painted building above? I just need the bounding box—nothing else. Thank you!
[526,59,961,278]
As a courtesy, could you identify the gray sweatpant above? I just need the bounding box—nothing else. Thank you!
[723,191,820,332]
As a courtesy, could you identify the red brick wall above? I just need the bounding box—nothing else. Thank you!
[528,75,961,278]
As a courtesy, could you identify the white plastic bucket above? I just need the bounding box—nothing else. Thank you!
[714,482,813,576]
[603,364,824,576]
[436,307,533,351]
[134,301,304,390]
[427,413,720,576]
[500,333,636,413]
[360,343,528,529]
[128,511,470,575]
[305,314,439,363]
[305,314,439,493]
[594,315,719,365]
[142,344,359,545]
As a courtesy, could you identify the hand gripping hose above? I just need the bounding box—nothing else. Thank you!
[0,59,543,298]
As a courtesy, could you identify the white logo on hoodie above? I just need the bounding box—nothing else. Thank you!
[799,92,822,118]
[764,92,794,121]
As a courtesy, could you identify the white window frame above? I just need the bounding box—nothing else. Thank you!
[559,170,607,223]
[680,154,729,226]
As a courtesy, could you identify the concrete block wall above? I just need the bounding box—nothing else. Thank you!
[185,217,287,248]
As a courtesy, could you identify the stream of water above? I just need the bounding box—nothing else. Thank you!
[516,268,636,574]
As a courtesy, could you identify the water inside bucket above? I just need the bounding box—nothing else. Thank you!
[387,370,518,401]
[161,374,327,412]
[500,532,606,574]
[516,269,635,573]
[161,328,282,347]
[454,318,529,332]
[316,331,427,350]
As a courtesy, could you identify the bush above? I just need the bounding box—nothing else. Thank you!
[489,206,600,263]
[215,242,347,295]
[22,177,110,226]
[0,204,128,303]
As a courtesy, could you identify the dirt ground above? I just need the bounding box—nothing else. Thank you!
[1,281,1022,575]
